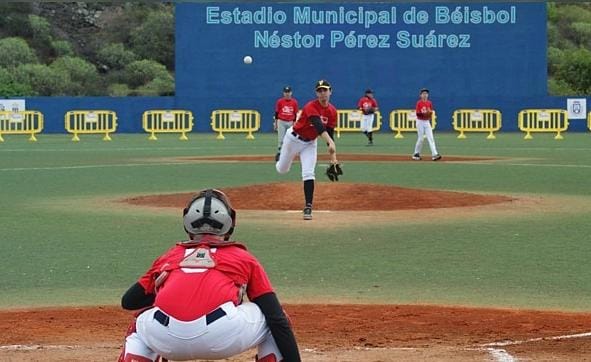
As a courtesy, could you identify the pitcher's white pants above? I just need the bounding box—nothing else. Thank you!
[414,120,439,156]
[277,120,293,151]
[125,302,281,361]
[360,114,374,133]
[276,127,317,181]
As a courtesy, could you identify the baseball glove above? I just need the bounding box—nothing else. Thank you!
[326,163,343,182]
[363,107,375,115]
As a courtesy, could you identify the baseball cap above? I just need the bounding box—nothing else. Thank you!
[283,86,292,92]
[315,80,331,90]
[365,89,373,94]
[420,88,429,93]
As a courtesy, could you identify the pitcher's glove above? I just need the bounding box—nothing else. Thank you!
[326,163,343,182]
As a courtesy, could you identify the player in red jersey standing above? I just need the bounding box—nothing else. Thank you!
[413,88,442,161]
[118,189,301,362]
[275,80,341,220]
[274,86,299,161]
[357,89,379,145]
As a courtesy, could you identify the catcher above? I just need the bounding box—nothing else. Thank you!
[357,89,379,145]
[275,79,343,220]
[118,189,301,362]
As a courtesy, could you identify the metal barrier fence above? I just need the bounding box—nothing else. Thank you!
[0,111,44,142]
[334,109,382,138]
[142,110,194,141]
[588,111,591,131]
[389,109,437,138]
[518,109,568,140]
[452,109,502,139]
[210,110,260,140]
[65,110,117,141]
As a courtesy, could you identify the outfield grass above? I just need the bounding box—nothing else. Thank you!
[1,132,590,311]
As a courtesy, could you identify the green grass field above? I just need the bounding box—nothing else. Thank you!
[1,131,590,311]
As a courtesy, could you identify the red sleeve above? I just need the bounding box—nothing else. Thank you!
[137,246,177,293]
[294,99,299,114]
[275,99,281,114]
[357,97,364,109]
[415,101,422,114]
[246,257,274,300]
[373,99,379,108]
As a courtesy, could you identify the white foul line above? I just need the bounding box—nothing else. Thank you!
[482,331,591,347]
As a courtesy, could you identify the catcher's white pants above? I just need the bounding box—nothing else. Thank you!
[125,302,281,361]
[276,127,317,181]
[360,114,374,133]
[276,120,293,151]
[414,120,439,156]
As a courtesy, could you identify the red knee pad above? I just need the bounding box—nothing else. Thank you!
[256,354,278,362]
[123,353,154,362]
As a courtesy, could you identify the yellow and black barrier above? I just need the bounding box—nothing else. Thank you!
[142,110,194,141]
[518,109,568,140]
[390,109,437,139]
[210,110,260,140]
[588,111,591,131]
[334,109,382,138]
[453,109,502,139]
[65,110,117,142]
[0,111,43,142]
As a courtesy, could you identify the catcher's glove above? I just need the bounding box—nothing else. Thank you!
[326,163,343,182]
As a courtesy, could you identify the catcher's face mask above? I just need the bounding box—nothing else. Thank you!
[183,189,236,240]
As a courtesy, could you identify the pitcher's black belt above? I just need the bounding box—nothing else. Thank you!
[154,308,226,327]
[292,131,311,142]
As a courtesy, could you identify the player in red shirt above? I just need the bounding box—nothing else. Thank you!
[357,89,379,145]
[274,86,299,161]
[413,88,442,161]
[275,79,340,220]
[118,189,301,362]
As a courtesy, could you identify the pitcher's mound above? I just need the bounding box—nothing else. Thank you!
[123,183,513,211]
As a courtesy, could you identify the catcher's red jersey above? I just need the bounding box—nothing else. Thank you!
[357,96,378,111]
[138,236,273,321]
[275,98,299,122]
[416,100,433,120]
[293,99,337,140]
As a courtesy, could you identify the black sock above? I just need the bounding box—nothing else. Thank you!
[304,179,314,206]
[368,132,373,141]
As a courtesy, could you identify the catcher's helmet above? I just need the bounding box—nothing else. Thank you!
[183,189,236,240]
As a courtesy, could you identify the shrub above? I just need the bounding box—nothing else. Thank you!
[135,73,174,96]
[51,40,74,57]
[547,46,564,75]
[107,83,131,97]
[124,59,169,88]
[13,63,68,96]
[556,48,591,94]
[97,43,138,70]
[130,10,174,69]
[0,37,38,68]
[548,77,576,96]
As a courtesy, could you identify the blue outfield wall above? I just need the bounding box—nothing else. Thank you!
[11,2,591,133]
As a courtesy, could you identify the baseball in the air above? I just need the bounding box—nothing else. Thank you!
[243,55,253,64]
